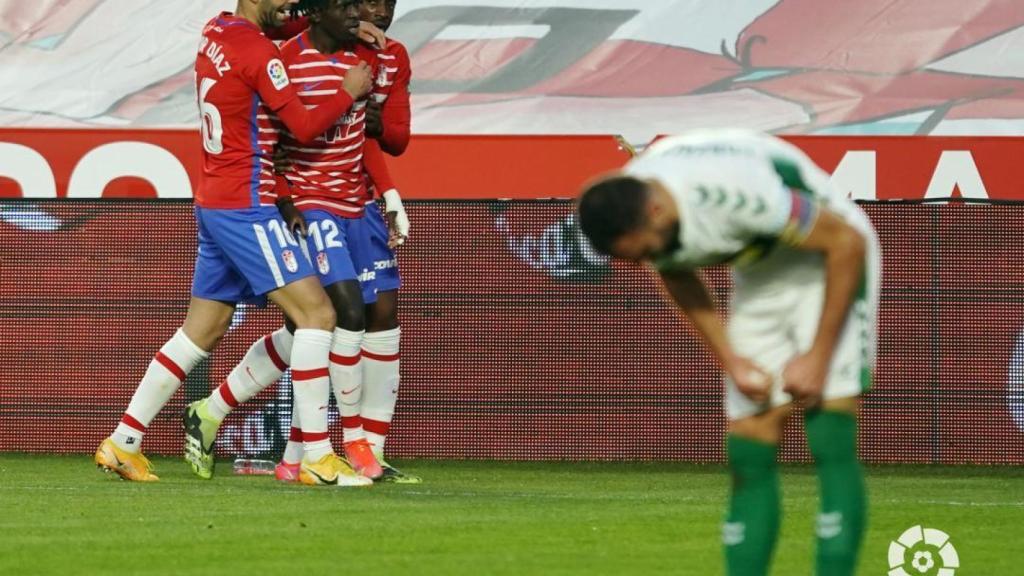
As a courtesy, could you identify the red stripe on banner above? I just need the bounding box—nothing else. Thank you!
[302,431,328,442]
[329,352,361,366]
[288,427,303,442]
[120,414,147,433]
[264,335,289,372]
[362,417,390,436]
[341,416,362,429]
[292,367,329,381]
[154,351,186,381]
[217,381,239,408]
[361,350,400,362]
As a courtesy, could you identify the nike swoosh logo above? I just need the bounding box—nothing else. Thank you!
[305,468,334,485]
[302,81,324,91]
[341,387,358,395]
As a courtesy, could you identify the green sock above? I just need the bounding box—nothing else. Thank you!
[805,410,867,576]
[724,435,781,576]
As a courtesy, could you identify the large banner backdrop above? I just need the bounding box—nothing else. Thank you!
[1,199,1023,464]
[0,1,1023,141]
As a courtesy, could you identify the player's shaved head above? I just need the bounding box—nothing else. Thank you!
[577,175,680,262]
[237,0,297,29]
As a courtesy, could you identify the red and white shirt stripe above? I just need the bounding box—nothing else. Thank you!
[275,31,380,218]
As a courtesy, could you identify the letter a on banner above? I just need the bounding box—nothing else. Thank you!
[924,151,989,199]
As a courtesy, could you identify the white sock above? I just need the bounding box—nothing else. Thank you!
[290,328,334,462]
[113,329,208,453]
[329,328,365,443]
[360,328,401,459]
[282,408,304,465]
[208,327,293,420]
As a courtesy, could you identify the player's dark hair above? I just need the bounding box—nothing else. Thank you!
[292,0,330,17]
[576,176,650,255]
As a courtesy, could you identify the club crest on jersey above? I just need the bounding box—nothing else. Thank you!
[282,249,298,273]
[317,252,330,275]
[267,59,289,90]
[376,64,391,87]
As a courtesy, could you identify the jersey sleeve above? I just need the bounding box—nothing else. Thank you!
[378,44,412,156]
[265,16,308,41]
[729,179,821,246]
[363,138,396,195]
[249,42,299,112]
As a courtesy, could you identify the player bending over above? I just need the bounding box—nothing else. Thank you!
[94,0,375,487]
[577,130,879,576]
[182,0,401,484]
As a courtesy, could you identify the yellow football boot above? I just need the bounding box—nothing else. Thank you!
[94,438,159,482]
[299,453,372,487]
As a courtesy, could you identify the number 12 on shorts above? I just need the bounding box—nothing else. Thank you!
[307,220,344,252]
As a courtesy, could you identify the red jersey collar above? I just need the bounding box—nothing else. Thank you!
[215,12,262,32]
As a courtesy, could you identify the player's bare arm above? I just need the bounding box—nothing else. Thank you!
[365,101,383,138]
[781,207,867,406]
[659,268,771,403]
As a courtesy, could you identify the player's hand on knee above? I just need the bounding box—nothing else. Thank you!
[727,356,772,404]
[782,352,828,408]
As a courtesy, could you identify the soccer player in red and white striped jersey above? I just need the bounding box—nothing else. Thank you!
[260,0,418,484]
[347,0,418,484]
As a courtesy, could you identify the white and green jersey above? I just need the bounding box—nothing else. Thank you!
[624,130,868,275]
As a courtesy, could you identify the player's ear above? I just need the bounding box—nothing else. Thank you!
[642,180,668,221]
[645,193,662,219]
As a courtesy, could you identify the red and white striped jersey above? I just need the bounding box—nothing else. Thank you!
[194,13,297,210]
[276,31,379,218]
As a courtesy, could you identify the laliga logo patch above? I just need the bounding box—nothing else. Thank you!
[888,526,959,575]
[317,252,330,275]
[282,249,298,273]
[267,58,289,90]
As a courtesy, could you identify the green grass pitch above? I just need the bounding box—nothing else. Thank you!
[0,455,1020,575]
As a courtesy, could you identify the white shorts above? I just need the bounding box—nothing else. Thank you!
[724,215,881,420]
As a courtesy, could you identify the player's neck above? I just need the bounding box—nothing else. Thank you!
[233,3,261,28]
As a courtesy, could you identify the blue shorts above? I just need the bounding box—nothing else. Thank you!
[350,201,401,304]
[191,206,316,303]
[301,209,360,289]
